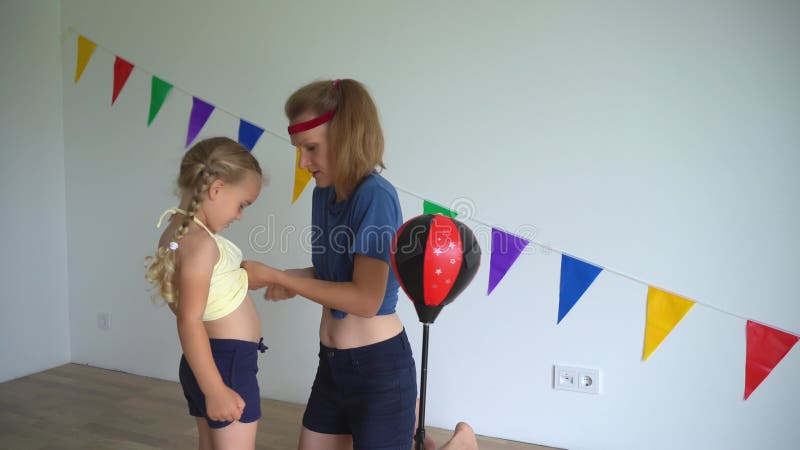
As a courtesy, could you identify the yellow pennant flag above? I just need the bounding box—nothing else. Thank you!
[74,35,97,84]
[643,286,695,361]
[292,147,312,204]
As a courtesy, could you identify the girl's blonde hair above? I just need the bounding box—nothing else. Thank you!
[145,137,262,304]
[285,79,385,199]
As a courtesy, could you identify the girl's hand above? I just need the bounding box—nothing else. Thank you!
[205,385,245,422]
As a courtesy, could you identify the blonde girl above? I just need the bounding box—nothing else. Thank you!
[146,137,266,450]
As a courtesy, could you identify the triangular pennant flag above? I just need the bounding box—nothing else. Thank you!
[744,320,798,400]
[558,255,602,324]
[112,56,135,105]
[238,119,265,151]
[185,97,215,148]
[643,286,695,360]
[423,200,458,218]
[148,76,173,126]
[292,147,312,204]
[74,35,97,84]
[488,228,529,295]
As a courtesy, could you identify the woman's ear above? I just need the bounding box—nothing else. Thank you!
[207,179,225,200]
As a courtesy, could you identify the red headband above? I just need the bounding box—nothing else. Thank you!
[288,80,340,135]
[287,109,336,135]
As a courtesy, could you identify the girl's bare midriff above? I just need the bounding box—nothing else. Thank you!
[204,293,261,342]
[319,309,403,349]
[160,217,261,343]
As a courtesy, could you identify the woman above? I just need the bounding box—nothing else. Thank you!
[244,78,417,450]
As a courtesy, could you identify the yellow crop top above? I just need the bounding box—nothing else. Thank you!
[157,208,249,321]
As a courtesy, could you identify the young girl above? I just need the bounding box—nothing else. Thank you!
[145,137,266,450]
[242,79,418,450]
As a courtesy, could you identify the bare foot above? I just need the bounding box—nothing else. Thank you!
[423,434,437,450]
[439,422,478,450]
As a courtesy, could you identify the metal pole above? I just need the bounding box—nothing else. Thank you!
[415,323,430,450]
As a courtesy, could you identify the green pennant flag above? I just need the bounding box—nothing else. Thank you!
[148,76,173,126]
[423,200,458,218]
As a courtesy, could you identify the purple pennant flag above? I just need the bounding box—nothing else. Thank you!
[238,119,264,151]
[558,255,602,323]
[488,227,529,295]
[186,97,215,148]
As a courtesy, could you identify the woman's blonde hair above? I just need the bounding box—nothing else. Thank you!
[145,137,262,305]
[285,79,385,199]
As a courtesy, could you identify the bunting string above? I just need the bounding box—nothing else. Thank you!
[64,27,288,145]
[65,27,799,338]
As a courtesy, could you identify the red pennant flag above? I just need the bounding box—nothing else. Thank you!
[112,56,135,105]
[744,320,798,400]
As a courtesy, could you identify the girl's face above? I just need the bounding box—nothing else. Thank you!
[290,111,336,188]
[205,171,261,233]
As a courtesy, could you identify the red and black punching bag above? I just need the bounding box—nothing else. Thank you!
[391,214,481,324]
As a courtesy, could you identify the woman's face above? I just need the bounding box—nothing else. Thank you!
[290,111,335,188]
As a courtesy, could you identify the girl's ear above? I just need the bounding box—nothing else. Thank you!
[208,179,225,200]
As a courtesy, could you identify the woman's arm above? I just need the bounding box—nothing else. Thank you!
[176,235,244,422]
[244,255,388,318]
[241,263,313,299]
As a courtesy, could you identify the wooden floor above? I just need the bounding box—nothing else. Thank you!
[0,364,559,450]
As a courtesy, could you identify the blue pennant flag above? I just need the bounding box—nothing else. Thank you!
[558,255,602,323]
[238,119,264,151]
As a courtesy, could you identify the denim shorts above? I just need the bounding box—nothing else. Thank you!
[179,338,267,429]
[302,329,418,450]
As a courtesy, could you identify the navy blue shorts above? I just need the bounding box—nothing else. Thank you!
[179,338,267,429]
[302,329,417,450]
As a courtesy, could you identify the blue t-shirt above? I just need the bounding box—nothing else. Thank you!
[311,172,403,319]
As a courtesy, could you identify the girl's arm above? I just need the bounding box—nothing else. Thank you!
[244,255,388,318]
[176,235,244,422]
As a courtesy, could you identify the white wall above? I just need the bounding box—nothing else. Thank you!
[60,1,799,449]
[0,1,71,382]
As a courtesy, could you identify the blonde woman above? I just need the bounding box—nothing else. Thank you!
[244,79,416,450]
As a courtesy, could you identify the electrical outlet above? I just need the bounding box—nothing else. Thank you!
[555,365,577,389]
[97,312,111,331]
[577,368,600,394]
[553,365,600,394]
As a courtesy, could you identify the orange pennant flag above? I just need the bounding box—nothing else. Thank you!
[292,147,312,204]
[643,286,695,361]
[74,35,97,83]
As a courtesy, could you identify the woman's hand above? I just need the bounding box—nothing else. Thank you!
[241,260,278,290]
[263,268,313,301]
[205,384,245,422]
[264,285,295,301]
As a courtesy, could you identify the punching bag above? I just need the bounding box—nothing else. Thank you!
[391,213,481,323]
[390,213,482,449]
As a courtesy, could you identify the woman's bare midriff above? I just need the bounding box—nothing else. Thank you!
[319,309,404,349]
[203,293,262,342]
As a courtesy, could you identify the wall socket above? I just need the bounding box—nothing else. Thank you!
[553,365,600,394]
[97,312,111,331]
